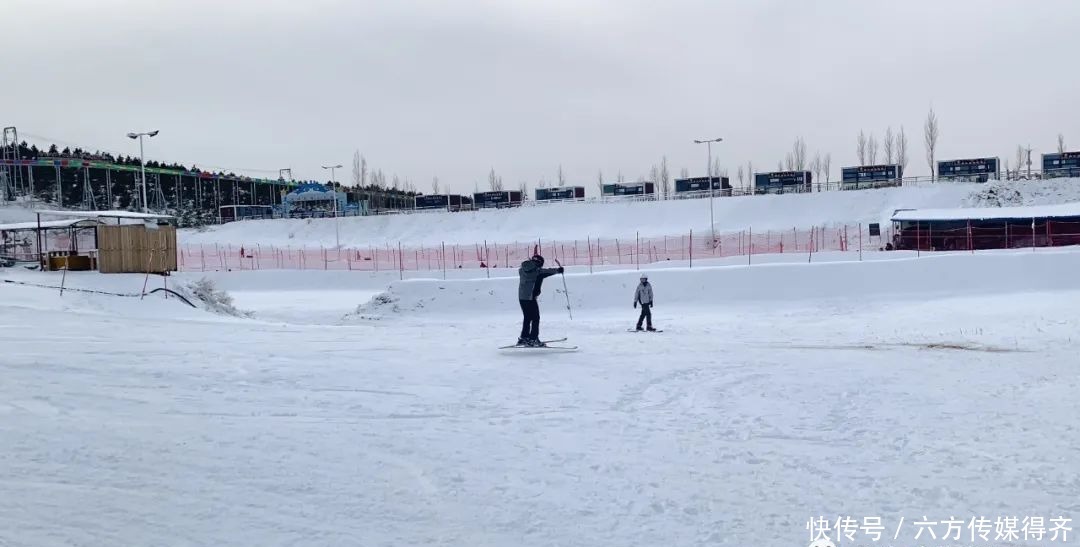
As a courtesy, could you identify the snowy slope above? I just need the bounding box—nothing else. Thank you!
[0,202,40,225]
[2,251,1079,546]
[180,178,1080,248]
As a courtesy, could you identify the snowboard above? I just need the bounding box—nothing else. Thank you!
[627,329,663,333]
[498,338,577,350]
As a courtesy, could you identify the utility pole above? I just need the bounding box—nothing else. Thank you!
[127,130,160,213]
[694,137,723,242]
[322,164,343,248]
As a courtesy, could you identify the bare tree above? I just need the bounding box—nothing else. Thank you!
[792,137,807,170]
[391,174,400,190]
[519,180,528,200]
[822,154,831,183]
[810,152,822,183]
[1059,133,1066,154]
[737,165,745,188]
[884,127,895,164]
[1004,159,1011,180]
[351,150,363,187]
[924,107,940,179]
[1015,145,1024,178]
[679,167,689,179]
[746,161,754,188]
[857,130,868,166]
[659,156,671,198]
[649,164,660,194]
[867,133,879,165]
[596,169,604,195]
[430,176,440,194]
[488,168,503,191]
[778,160,785,171]
[556,165,566,187]
[618,170,626,183]
[897,126,909,173]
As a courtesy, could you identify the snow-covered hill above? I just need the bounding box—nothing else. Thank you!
[180,179,1080,248]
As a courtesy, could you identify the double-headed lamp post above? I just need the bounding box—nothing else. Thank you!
[127,130,159,213]
[693,137,723,242]
[322,164,343,248]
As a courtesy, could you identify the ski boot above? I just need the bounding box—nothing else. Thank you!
[516,337,529,347]
[635,325,644,331]
[527,338,546,347]
[646,326,657,332]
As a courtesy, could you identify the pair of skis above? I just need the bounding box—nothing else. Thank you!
[498,328,662,351]
[499,337,577,350]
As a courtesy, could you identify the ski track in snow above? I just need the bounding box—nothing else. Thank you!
[1,263,1079,546]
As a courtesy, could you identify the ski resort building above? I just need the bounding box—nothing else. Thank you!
[0,210,177,273]
[890,203,1080,251]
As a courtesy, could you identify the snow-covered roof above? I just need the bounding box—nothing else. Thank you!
[0,218,102,231]
[34,210,174,220]
[891,202,1080,222]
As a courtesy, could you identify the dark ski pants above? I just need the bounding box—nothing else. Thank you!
[520,299,540,340]
[636,303,652,329]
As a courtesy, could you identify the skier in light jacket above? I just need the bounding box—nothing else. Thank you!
[633,274,655,331]
[517,254,563,346]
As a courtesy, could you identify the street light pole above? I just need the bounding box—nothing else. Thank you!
[322,164,343,248]
[694,137,723,242]
[127,130,159,213]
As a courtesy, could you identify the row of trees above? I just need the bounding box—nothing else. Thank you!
[3,141,255,181]
[321,115,1076,202]
[855,127,910,171]
[349,151,420,196]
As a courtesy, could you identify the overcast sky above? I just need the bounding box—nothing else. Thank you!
[4,0,1077,194]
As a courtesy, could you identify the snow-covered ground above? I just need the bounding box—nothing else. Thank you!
[2,249,1078,546]
[179,178,1080,248]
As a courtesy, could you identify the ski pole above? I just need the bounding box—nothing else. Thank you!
[554,258,572,320]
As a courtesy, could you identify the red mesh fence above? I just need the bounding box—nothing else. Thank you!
[176,219,1080,273]
[177,224,885,272]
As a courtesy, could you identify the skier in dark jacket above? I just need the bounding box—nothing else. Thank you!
[517,254,563,346]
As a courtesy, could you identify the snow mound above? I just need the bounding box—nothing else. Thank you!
[175,277,252,318]
[0,269,246,322]
[357,249,1080,317]
[961,179,1080,208]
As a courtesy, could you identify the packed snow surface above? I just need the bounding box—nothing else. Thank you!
[2,249,1078,546]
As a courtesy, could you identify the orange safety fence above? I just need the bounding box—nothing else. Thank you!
[176,223,893,272]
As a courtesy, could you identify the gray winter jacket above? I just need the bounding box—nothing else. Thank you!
[518,259,560,301]
[634,282,653,305]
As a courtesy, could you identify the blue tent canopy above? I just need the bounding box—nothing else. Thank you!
[282,182,348,214]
